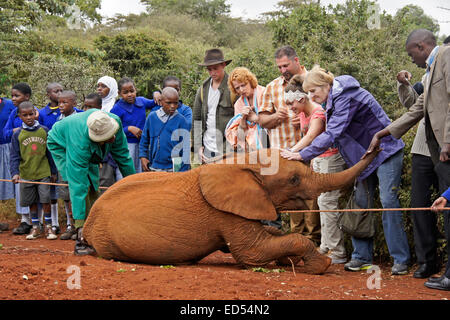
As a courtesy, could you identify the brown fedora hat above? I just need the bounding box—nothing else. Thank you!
[198,48,232,67]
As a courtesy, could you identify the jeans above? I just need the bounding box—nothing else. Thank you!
[351,150,411,265]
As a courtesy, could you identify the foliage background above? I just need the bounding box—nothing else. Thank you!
[0,0,447,264]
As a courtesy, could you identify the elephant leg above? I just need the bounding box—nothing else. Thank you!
[227,225,331,274]
[262,225,302,266]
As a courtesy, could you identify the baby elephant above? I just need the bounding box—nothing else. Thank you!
[84,149,379,274]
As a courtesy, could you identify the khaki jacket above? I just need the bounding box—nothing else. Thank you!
[388,46,450,161]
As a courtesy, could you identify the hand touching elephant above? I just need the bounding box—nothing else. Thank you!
[83,149,380,274]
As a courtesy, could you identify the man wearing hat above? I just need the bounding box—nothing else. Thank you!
[193,48,236,162]
[47,109,135,255]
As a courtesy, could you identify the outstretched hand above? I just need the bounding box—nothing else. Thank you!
[362,128,389,160]
[281,148,303,161]
[431,197,448,212]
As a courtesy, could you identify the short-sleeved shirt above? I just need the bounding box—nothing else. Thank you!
[259,76,301,149]
[298,106,338,158]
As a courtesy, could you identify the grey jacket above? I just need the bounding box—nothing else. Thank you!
[388,46,450,162]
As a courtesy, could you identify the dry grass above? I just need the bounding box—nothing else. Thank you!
[0,200,18,221]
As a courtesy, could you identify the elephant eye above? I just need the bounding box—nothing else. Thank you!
[289,174,300,186]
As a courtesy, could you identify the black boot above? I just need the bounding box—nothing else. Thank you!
[74,227,96,256]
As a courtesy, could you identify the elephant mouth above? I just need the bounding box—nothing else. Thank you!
[278,196,309,211]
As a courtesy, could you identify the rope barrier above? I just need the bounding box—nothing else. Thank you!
[0,178,109,190]
[1,178,446,212]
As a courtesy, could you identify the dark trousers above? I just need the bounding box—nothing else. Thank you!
[410,154,440,264]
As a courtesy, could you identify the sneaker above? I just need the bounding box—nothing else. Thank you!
[60,225,77,240]
[344,259,373,271]
[26,226,42,240]
[391,264,409,275]
[329,254,347,264]
[46,224,58,240]
[12,222,32,235]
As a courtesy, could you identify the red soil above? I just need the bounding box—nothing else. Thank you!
[0,221,449,302]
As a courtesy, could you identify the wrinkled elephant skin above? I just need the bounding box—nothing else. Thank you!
[83,149,379,274]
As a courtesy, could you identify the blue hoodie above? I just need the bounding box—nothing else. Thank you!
[300,75,404,180]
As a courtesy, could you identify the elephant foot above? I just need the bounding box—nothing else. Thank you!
[301,251,332,275]
[275,256,302,266]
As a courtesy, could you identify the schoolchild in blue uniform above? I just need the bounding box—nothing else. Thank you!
[139,87,190,172]
[38,83,64,130]
[151,76,192,131]
[37,83,64,234]
[110,77,154,179]
[2,83,39,235]
[0,97,16,202]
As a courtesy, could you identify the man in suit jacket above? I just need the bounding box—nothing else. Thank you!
[366,29,450,291]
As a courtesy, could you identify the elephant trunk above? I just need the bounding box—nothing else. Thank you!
[310,149,380,196]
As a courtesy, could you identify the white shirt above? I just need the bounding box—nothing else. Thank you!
[203,82,221,153]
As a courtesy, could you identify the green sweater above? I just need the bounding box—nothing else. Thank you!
[10,124,56,180]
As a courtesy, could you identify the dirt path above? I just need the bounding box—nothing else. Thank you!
[0,222,449,301]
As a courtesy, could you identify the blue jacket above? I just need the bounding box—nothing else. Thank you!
[0,98,16,144]
[38,104,60,130]
[110,97,154,143]
[299,75,404,180]
[139,109,190,172]
[443,188,450,201]
[150,100,193,131]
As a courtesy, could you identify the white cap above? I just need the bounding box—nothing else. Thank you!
[87,111,119,142]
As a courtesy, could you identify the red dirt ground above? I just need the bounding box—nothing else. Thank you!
[0,220,449,302]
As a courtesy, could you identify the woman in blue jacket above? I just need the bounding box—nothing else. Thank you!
[281,66,411,275]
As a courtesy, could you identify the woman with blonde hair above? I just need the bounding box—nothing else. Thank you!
[225,67,268,152]
[281,65,411,275]
[282,73,348,264]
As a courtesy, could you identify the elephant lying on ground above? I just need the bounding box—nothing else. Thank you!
[83,149,379,274]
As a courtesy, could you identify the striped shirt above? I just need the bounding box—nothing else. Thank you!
[259,76,301,149]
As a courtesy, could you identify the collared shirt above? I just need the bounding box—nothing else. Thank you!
[426,46,439,78]
[259,76,301,149]
[203,82,221,153]
[57,108,81,121]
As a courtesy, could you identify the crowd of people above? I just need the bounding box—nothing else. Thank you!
[0,28,449,291]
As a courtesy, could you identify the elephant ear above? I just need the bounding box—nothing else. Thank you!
[198,163,277,221]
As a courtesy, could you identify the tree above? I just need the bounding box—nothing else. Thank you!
[395,4,440,34]
[95,32,173,97]
[0,0,102,94]
[140,0,230,21]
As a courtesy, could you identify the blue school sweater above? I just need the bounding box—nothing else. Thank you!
[150,100,193,131]
[38,104,60,130]
[139,109,191,172]
[0,98,16,144]
[110,97,154,143]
